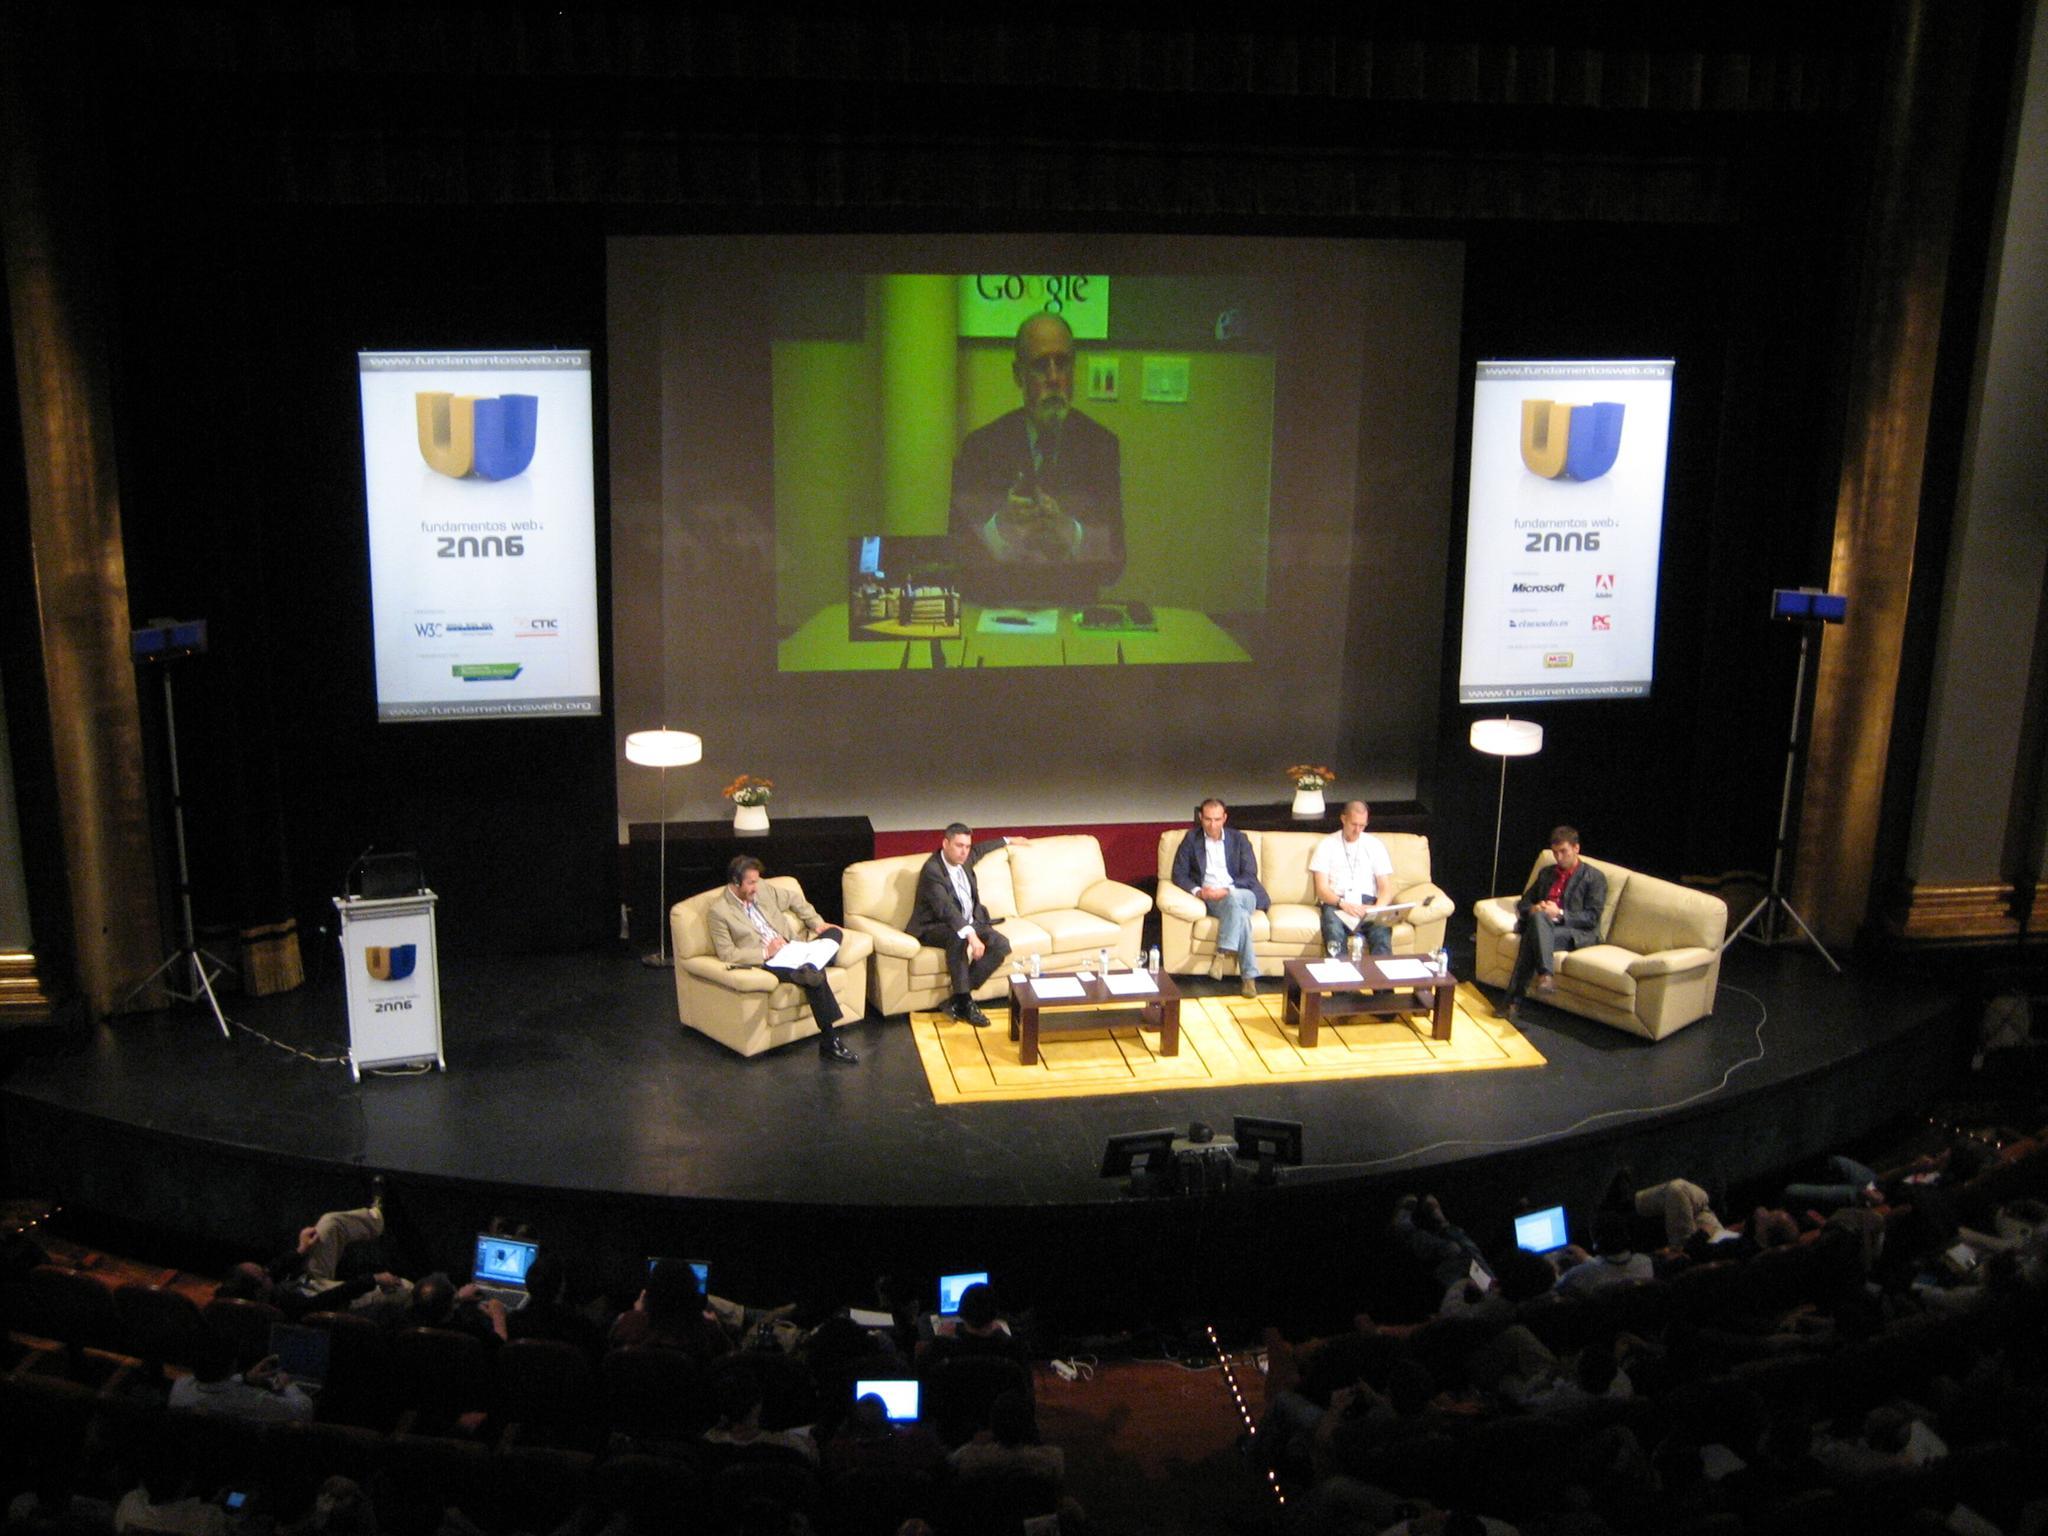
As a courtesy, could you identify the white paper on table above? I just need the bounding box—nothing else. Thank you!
[1307,961,1363,984]
[765,935,842,969]
[1029,977,1086,999]
[1103,972,1158,995]
[1375,958,1435,981]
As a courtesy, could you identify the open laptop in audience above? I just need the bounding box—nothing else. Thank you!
[854,1376,921,1423]
[470,1232,539,1311]
[646,1256,712,1296]
[1515,1204,1572,1259]
[926,1268,989,1337]
[269,1321,330,1392]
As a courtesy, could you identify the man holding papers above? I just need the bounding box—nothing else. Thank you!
[1309,801,1397,959]
[710,856,858,1065]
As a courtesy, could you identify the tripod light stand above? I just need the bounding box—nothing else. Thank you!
[1470,716,1544,900]
[1722,590,1844,973]
[625,728,702,967]
[124,619,234,1039]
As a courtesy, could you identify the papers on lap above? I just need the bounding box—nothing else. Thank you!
[766,936,841,970]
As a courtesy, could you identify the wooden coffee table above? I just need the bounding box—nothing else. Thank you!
[1280,956,1455,1047]
[1007,969,1181,1067]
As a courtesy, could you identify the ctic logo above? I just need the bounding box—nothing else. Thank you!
[517,618,560,637]
[365,944,417,982]
[1520,400,1625,482]
[1544,652,1574,669]
[1594,573,1615,595]
[1592,614,1612,631]
[416,392,539,480]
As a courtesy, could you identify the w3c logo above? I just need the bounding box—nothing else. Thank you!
[416,392,539,480]
[1520,400,1624,482]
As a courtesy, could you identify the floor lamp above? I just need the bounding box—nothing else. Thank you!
[625,729,703,968]
[1470,717,1544,900]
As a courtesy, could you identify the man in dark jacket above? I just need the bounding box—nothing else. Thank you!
[1170,799,1270,996]
[909,823,1026,1027]
[1506,825,1607,1017]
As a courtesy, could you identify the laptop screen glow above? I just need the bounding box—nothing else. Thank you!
[1515,1206,1569,1254]
[856,1378,921,1422]
[937,1270,988,1315]
[474,1234,538,1286]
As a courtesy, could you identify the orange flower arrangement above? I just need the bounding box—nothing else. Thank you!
[722,775,774,807]
[1287,764,1336,791]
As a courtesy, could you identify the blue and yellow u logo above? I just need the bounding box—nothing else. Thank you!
[365,944,417,982]
[416,393,539,480]
[1521,400,1624,482]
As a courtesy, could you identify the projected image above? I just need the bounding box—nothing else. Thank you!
[773,275,1275,671]
[1458,359,1674,704]
[358,350,601,722]
[848,536,962,643]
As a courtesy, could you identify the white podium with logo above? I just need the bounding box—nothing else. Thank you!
[335,891,446,1082]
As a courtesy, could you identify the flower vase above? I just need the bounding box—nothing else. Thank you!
[1291,787,1325,818]
[733,802,770,833]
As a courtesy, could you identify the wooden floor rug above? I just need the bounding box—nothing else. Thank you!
[910,981,1545,1105]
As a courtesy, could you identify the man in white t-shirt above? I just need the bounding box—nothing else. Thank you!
[1308,800,1396,957]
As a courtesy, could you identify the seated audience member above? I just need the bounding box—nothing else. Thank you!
[1809,1403,1949,1482]
[825,1391,947,1480]
[507,1248,605,1358]
[1392,1194,1494,1311]
[167,1332,314,1424]
[919,1282,1025,1366]
[114,1439,226,1536]
[412,1271,507,1346]
[217,1178,409,1320]
[279,1477,378,1536]
[610,1257,731,1364]
[1556,1212,1654,1295]
[1501,824,1606,1017]
[1631,1177,1736,1251]
[1491,1245,1563,1304]
[908,824,1027,1028]
[948,1388,1063,1486]
[702,1357,820,1465]
[1171,798,1270,996]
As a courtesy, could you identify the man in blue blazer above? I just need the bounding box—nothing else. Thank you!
[1171,799,1270,996]
[1506,825,1608,1017]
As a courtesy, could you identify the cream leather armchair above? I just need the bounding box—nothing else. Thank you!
[1473,852,1727,1041]
[1154,828,1455,975]
[841,835,1150,1017]
[668,878,873,1057]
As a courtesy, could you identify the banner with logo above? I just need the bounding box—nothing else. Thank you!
[336,893,443,1076]
[358,351,601,722]
[1458,360,1673,703]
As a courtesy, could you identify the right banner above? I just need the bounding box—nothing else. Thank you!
[1459,359,1674,704]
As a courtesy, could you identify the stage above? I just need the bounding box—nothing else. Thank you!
[0,940,1968,1331]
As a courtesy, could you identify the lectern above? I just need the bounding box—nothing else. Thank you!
[334,891,446,1082]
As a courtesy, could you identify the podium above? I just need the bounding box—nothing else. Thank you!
[334,891,447,1083]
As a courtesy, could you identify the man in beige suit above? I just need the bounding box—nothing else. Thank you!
[709,855,858,1064]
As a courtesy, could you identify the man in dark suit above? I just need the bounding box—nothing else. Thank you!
[1170,798,1270,996]
[1505,825,1608,1017]
[910,822,1025,1027]
[949,312,1123,603]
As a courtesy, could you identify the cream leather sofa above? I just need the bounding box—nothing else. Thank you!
[1474,853,1728,1041]
[668,878,874,1057]
[841,835,1150,1017]
[1154,829,1455,975]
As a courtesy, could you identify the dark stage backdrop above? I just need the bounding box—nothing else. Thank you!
[96,202,1849,958]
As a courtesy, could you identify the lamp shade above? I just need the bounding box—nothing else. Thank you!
[1469,718,1543,758]
[624,729,703,768]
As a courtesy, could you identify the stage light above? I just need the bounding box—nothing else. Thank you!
[1470,716,1543,901]
[625,729,703,968]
